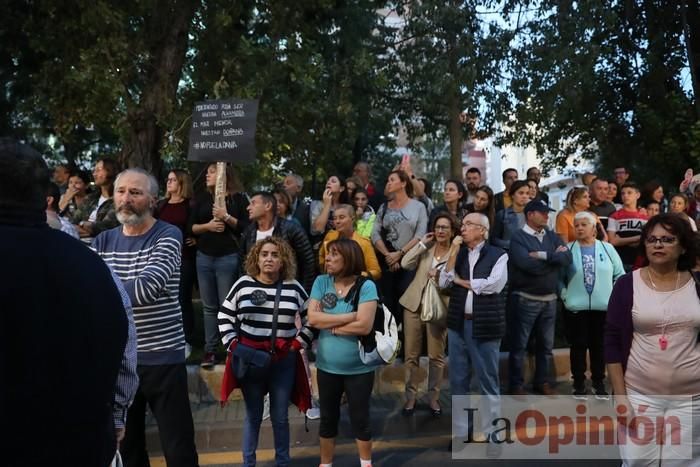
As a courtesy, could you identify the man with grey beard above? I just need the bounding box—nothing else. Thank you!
[92,168,199,467]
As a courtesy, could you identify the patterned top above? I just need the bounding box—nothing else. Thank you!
[92,220,185,365]
[219,275,312,349]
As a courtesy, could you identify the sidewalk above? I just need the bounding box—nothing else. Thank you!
[146,350,576,457]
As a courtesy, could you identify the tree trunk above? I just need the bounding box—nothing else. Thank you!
[119,0,198,176]
[683,0,700,116]
[448,92,463,179]
[447,22,462,179]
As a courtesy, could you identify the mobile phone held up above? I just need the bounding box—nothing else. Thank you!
[401,153,410,166]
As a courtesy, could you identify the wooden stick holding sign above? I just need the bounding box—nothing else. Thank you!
[214,162,227,210]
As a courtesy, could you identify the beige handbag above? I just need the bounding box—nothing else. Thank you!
[420,278,448,323]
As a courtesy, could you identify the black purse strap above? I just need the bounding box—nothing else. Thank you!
[269,280,283,354]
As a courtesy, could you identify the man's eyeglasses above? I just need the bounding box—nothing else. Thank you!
[462,221,485,229]
[645,235,677,245]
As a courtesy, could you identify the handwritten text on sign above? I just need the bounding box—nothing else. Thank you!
[187,99,258,163]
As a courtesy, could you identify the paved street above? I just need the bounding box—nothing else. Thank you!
[147,385,623,466]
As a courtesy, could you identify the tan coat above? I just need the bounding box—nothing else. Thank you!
[399,241,449,312]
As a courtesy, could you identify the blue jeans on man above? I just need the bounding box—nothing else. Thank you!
[239,351,296,467]
[196,251,239,353]
[448,319,501,436]
[507,294,556,391]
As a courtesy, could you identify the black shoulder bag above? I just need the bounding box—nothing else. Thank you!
[231,281,283,381]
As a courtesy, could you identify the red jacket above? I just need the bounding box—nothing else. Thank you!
[220,338,312,412]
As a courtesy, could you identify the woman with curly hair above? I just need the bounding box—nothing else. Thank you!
[219,237,313,467]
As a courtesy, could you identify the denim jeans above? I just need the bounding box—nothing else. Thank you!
[448,320,501,435]
[239,351,296,467]
[196,251,239,353]
[507,294,556,389]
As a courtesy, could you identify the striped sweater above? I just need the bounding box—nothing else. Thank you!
[92,220,185,365]
[219,275,313,350]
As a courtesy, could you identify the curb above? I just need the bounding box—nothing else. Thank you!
[186,348,574,403]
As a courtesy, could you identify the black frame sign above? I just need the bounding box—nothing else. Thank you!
[187,99,259,163]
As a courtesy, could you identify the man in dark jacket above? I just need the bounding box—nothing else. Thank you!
[0,138,128,466]
[508,200,572,395]
[494,167,518,213]
[240,191,316,291]
[441,212,508,448]
[283,173,311,234]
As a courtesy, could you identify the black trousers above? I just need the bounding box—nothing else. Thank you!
[564,309,606,385]
[121,363,199,467]
[378,261,415,325]
[180,255,196,344]
[318,369,374,441]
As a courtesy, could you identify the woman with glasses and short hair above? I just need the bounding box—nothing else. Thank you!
[605,213,700,465]
[398,212,459,417]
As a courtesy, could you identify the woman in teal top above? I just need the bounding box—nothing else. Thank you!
[560,211,624,400]
[307,238,378,467]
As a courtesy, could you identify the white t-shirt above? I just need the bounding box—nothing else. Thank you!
[255,226,275,242]
[88,195,109,222]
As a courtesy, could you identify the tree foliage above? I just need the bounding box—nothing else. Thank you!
[2,0,397,195]
[500,0,700,186]
[391,0,511,178]
[4,0,700,192]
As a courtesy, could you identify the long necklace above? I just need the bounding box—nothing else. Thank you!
[646,268,680,351]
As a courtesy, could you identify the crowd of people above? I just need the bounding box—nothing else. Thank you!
[5,136,700,467]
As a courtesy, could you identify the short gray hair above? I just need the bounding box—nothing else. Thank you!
[286,173,304,190]
[573,211,596,225]
[465,212,490,239]
[115,168,159,198]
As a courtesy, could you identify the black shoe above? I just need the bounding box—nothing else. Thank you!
[593,382,610,400]
[573,382,588,400]
[200,351,216,369]
[402,401,416,416]
[430,403,442,417]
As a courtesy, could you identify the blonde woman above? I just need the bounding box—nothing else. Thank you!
[556,186,607,243]
[319,204,381,280]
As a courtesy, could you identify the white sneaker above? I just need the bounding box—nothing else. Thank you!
[306,407,320,420]
[262,394,270,420]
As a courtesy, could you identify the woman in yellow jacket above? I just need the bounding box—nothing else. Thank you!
[318,204,381,281]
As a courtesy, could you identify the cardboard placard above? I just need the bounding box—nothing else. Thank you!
[187,99,258,163]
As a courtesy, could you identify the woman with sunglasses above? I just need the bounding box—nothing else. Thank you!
[605,213,700,465]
